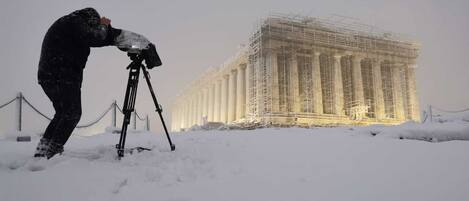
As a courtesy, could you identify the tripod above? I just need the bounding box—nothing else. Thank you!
[116,53,176,158]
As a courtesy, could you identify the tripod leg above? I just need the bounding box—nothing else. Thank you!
[117,63,141,158]
[141,66,176,151]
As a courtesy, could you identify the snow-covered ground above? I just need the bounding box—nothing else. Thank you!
[1,119,469,201]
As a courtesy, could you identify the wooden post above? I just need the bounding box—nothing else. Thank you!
[146,115,150,131]
[132,111,137,129]
[428,105,433,123]
[16,92,22,131]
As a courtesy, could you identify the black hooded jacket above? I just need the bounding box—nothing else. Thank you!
[38,8,121,85]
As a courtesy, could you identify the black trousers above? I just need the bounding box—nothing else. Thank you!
[40,82,82,146]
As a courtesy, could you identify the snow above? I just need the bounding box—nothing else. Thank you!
[1,119,469,201]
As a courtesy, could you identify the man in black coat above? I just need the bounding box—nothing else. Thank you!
[35,7,150,159]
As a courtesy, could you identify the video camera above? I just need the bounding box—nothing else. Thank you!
[127,43,162,69]
[116,30,162,69]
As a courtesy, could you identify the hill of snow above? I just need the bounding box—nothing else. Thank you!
[1,120,469,201]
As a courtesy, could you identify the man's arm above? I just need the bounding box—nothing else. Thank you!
[75,16,122,47]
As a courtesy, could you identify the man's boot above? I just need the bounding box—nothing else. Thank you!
[45,141,64,159]
[34,138,51,158]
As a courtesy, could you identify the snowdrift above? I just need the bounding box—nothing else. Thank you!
[1,119,469,201]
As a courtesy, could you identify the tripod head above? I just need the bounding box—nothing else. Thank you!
[127,52,144,63]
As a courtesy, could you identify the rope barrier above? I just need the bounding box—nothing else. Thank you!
[76,104,113,128]
[23,96,114,128]
[135,110,146,121]
[0,93,150,131]
[116,104,124,114]
[22,96,53,121]
[115,103,146,121]
[0,97,16,110]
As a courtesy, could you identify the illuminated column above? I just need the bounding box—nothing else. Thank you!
[290,52,301,113]
[202,88,208,124]
[171,107,176,131]
[270,51,279,113]
[372,59,385,119]
[220,75,229,123]
[214,79,222,122]
[188,94,197,125]
[177,106,182,131]
[178,106,183,130]
[208,83,215,122]
[352,55,365,105]
[245,63,252,116]
[176,104,181,130]
[183,100,189,129]
[333,54,345,115]
[191,95,195,126]
[392,64,405,120]
[236,65,246,120]
[179,106,184,130]
[187,98,192,127]
[312,51,323,114]
[406,64,420,121]
[228,69,237,122]
[184,100,191,129]
[186,98,191,127]
[172,106,177,131]
[196,91,203,125]
[193,93,201,125]
[188,97,192,127]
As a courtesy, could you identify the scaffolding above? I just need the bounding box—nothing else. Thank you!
[172,12,421,131]
[246,13,420,125]
[361,59,375,118]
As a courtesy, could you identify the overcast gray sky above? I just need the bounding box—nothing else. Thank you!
[0,0,468,134]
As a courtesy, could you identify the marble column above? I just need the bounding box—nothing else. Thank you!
[214,79,222,122]
[270,51,280,113]
[392,64,405,120]
[290,52,300,113]
[179,104,184,130]
[228,69,237,122]
[190,97,196,126]
[172,107,178,131]
[220,75,229,123]
[186,98,190,127]
[406,64,420,122]
[208,84,215,122]
[185,97,192,128]
[186,97,192,128]
[372,59,385,119]
[184,100,189,129]
[193,93,200,125]
[173,107,178,131]
[312,51,323,114]
[197,91,203,125]
[352,55,365,105]
[202,88,208,124]
[171,108,175,131]
[333,54,345,115]
[236,65,246,120]
[245,64,252,116]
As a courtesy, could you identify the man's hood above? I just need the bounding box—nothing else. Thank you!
[71,7,101,26]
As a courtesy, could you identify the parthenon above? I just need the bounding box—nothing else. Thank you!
[171,14,421,132]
